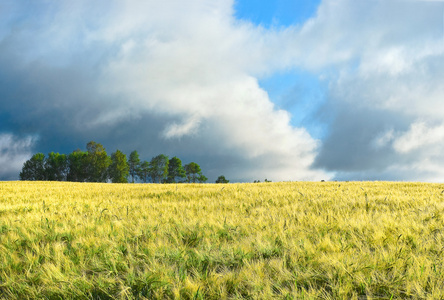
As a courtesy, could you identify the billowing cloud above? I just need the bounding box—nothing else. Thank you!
[303,0,444,181]
[163,116,202,139]
[393,122,444,154]
[0,0,327,181]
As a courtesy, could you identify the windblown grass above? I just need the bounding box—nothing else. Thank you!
[1,181,444,299]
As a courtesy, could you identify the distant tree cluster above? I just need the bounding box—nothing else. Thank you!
[19,141,212,183]
[216,175,229,183]
[253,179,272,183]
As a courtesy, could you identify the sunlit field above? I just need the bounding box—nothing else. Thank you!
[1,181,444,299]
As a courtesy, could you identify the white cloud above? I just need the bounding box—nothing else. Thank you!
[90,0,327,181]
[298,0,444,180]
[0,134,36,180]
[371,129,395,149]
[163,116,202,139]
[393,122,444,153]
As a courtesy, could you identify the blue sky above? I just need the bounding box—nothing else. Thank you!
[235,0,326,138]
[1,0,444,182]
[235,0,321,27]
[257,70,327,139]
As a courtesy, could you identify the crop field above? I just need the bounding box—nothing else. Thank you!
[1,181,444,299]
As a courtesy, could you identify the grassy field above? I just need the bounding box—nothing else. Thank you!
[1,181,444,299]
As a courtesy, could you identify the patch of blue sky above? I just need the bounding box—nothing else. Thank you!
[234,0,321,28]
[259,70,327,140]
[235,0,326,139]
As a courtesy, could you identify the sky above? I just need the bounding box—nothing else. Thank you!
[1,0,444,182]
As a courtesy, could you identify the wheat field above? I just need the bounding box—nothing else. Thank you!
[1,181,444,299]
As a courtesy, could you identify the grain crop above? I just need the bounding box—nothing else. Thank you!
[1,181,444,299]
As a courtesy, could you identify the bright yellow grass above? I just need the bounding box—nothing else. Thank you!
[1,181,444,299]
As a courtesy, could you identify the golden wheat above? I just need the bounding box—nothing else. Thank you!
[1,181,444,299]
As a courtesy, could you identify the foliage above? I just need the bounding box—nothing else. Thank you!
[108,150,129,183]
[137,161,150,183]
[2,181,444,299]
[197,174,208,183]
[44,152,68,181]
[149,154,169,183]
[20,141,207,184]
[184,162,202,183]
[67,150,89,182]
[254,179,272,183]
[19,153,46,180]
[128,150,140,183]
[86,141,111,182]
[216,175,229,183]
[166,156,186,183]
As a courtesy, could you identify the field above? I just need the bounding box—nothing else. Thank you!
[1,181,444,299]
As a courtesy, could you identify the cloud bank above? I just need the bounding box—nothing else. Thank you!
[1,0,444,182]
[305,0,444,181]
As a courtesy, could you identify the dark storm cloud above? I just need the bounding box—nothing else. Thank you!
[0,56,101,151]
[0,52,229,181]
[312,99,416,180]
[0,51,189,164]
[314,103,406,172]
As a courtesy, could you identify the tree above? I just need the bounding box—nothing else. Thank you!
[19,153,46,181]
[166,156,186,183]
[149,154,169,183]
[45,152,68,181]
[109,150,129,183]
[216,175,229,183]
[197,174,208,183]
[128,150,140,183]
[184,162,202,183]
[67,150,89,182]
[137,161,150,183]
[86,141,110,182]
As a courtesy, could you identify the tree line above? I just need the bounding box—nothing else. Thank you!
[19,141,229,183]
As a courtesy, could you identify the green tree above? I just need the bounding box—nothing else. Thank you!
[19,153,46,181]
[149,154,169,183]
[45,152,68,181]
[86,141,110,182]
[216,175,229,183]
[67,150,89,182]
[128,150,140,183]
[166,156,186,183]
[184,162,202,183]
[197,174,208,183]
[109,150,129,183]
[137,161,150,183]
